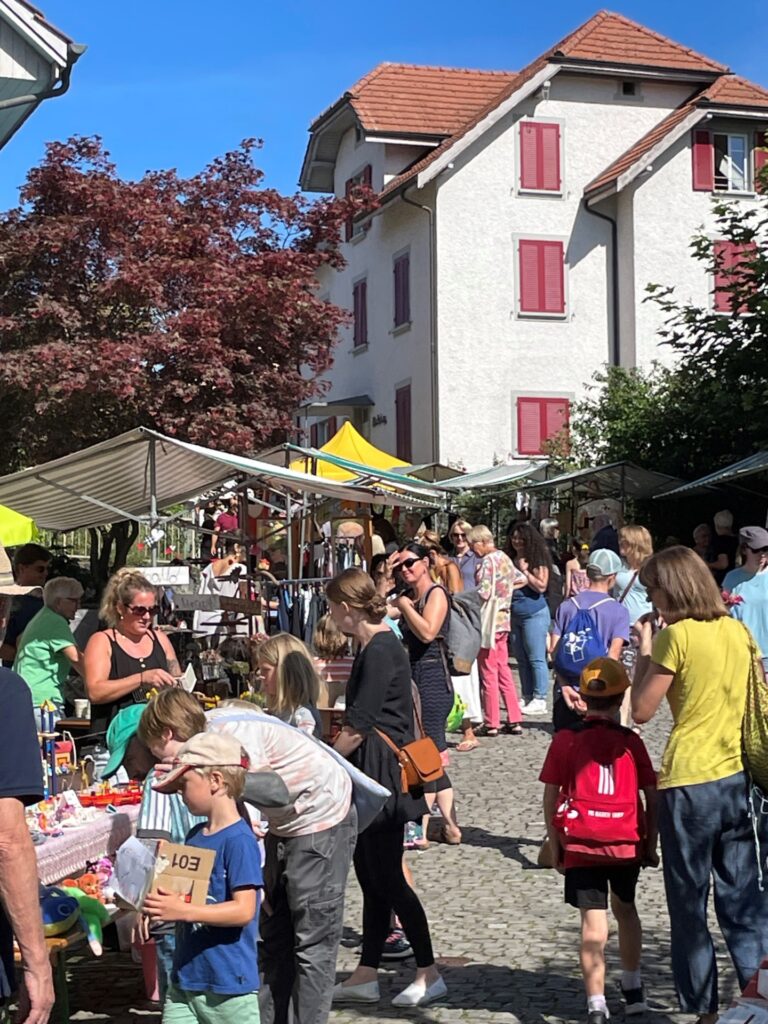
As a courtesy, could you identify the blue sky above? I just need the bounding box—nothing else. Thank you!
[1,0,766,209]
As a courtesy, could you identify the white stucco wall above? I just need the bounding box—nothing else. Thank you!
[629,126,763,369]
[434,72,696,468]
[312,128,433,462]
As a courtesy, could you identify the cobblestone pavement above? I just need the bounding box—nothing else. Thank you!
[63,699,736,1023]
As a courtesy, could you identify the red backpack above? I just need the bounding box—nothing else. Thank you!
[553,721,643,859]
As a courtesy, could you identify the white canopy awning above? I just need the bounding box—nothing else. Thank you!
[0,427,438,531]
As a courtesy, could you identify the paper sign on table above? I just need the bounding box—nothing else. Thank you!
[149,841,215,907]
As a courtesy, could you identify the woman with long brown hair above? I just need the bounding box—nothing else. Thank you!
[329,568,445,1008]
[632,546,768,1023]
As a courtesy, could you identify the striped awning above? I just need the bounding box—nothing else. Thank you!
[0,427,439,531]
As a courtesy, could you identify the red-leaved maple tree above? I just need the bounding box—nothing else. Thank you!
[0,136,371,470]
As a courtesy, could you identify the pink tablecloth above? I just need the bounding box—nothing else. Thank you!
[35,805,139,885]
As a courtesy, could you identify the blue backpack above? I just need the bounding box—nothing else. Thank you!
[554,596,613,679]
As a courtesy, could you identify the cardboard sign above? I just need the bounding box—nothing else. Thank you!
[150,841,216,907]
[173,593,222,612]
[220,596,261,616]
[136,566,191,586]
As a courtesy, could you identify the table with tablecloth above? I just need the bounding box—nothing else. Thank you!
[35,805,139,885]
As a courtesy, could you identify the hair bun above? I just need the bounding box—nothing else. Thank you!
[364,593,388,623]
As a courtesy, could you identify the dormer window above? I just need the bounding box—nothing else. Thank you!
[621,81,637,97]
[713,132,747,192]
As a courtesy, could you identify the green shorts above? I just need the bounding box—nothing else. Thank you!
[163,984,260,1024]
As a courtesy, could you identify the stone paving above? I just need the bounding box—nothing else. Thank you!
[62,700,737,1023]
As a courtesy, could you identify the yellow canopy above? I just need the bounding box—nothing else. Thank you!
[0,505,38,546]
[291,421,410,482]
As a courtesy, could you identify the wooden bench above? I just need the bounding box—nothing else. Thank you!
[14,927,86,1024]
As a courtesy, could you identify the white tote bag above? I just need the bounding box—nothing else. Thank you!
[480,554,500,649]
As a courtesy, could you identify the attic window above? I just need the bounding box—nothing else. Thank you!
[621,81,637,97]
[354,125,364,145]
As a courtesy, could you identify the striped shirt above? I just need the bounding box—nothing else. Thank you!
[137,767,206,844]
[314,656,354,685]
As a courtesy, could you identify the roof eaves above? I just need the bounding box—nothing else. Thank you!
[551,55,722,82]
[414,62,560,190]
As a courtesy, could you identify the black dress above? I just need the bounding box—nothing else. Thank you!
[402,586,453,754]
[345,630,427,831]
[90,629,170,736]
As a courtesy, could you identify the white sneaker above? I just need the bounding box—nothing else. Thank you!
[523,698,548,716]
[392,975,447,1007]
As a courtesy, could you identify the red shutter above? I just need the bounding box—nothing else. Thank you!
[344,177,354,241]
[395,386,412,461]
[353,280,367,346]
[327,416,338,437]
[520,123,561,191]
[520,122,540,190]
[540,123,561,191]
[755,131,768,193]
[310,423,319,448]
[517,397,570,455]
[518,240,565,314]
[714,240,755,313]
[692,130,714,191]
[517,398,544,455]
[394,254,410,326]
[362,164,372,188]
[545,398,570,450]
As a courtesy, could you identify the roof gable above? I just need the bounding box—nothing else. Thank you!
[585,74,768,200]
[554,9,726,74]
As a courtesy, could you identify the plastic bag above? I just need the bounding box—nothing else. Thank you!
[446,693,468,732]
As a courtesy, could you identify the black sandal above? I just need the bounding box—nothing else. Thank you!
[477,725,499,737]
[504,723,524,736]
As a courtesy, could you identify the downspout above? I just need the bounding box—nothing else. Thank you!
[0,42,86,112]
[401,187,439,464]
[584,200,620,367]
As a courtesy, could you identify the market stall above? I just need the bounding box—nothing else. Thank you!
[35,805,139,886]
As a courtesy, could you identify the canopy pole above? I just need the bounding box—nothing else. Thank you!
[149,438,158,567]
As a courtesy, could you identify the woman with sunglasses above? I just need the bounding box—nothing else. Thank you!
[393,543,461,845]
[84,568,180,737]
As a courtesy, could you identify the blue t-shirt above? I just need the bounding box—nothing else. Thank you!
[552,591,631,687]
[731,571,768,660]
[723,567,753,592]
[173,818,262,996]
[0,669,44,1002]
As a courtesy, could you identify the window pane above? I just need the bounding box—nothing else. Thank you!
[714,134,728,191]
[728,135,747,190]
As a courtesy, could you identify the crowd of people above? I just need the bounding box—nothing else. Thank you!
[0,501,766,1024]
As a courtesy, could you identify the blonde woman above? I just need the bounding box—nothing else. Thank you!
[633,547,767,1022]
[84,569,180,737]
[257,633,321,737]
[421,531,463,594]
[615,526,654,626]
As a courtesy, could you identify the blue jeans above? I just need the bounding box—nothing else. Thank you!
[658,772,768,1013]
[512,606,550,701]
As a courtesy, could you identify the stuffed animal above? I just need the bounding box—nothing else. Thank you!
[39,887,79,938]
[60,887,111,956]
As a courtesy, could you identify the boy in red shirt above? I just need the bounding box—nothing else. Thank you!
[540,657,658,1024]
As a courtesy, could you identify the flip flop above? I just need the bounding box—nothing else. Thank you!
[456,738,479,752]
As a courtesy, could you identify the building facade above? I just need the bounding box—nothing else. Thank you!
[300,11,768,469]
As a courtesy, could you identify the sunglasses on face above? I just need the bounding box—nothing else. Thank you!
[451,532,466,539]
[127,605,159,617]
[399,557,421,571]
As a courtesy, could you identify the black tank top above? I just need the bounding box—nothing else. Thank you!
[91,629,169,736]
[403,585,450,665]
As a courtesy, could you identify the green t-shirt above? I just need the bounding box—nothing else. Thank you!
[13,607,76,705]
[652,615,750,789]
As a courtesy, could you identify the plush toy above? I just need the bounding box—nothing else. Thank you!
[60,887,111,956]
[39,887,80,938]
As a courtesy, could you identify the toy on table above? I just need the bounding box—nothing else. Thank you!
[60,887,111,956]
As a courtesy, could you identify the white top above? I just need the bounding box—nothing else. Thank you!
[205,705,352,838]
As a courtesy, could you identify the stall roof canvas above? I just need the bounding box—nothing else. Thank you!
[290,421,410,481]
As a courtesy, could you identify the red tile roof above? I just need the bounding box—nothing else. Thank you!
[377,10,730,201]
[555,10,726,73]
[336,63,519,137]
[584,74,768,198]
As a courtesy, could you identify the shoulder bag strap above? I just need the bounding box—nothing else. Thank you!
[618,571,639,605]
[373,726,405,758]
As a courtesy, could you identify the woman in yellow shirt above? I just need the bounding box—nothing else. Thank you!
[632,546,767,1024]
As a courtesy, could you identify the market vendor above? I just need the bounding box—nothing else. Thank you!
[14,577,85,713]
[83,568,181,737]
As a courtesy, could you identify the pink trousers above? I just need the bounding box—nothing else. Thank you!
[478,631,522,729]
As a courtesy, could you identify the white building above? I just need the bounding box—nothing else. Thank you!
[0,1,83,150]
[299,10,768,470]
